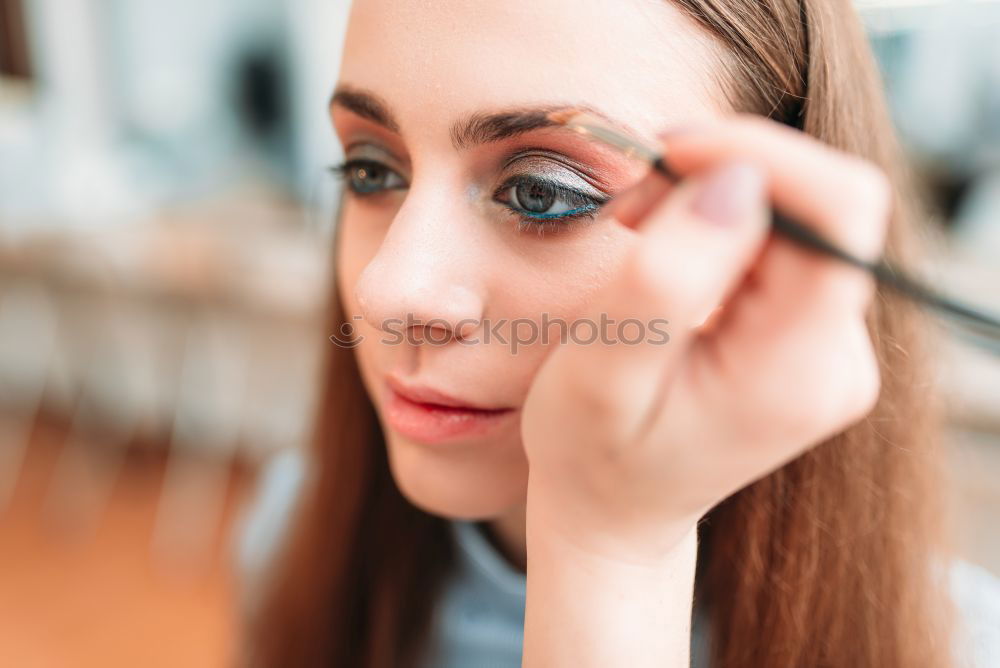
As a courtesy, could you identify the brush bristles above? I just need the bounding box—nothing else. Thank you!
[546,109,606,129]
[546,109,586,126]
[547,109,661,165]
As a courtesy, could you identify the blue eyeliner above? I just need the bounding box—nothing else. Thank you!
[516,206,599,220]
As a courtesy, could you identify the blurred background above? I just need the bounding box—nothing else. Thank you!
[0,0,998,665]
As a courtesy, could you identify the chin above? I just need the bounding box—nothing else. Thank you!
[382,431,529,520]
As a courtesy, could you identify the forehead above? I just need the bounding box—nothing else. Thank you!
[339,0,727,144]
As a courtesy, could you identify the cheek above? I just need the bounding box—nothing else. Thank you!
[471,223,637,402]
[498,224,637,327]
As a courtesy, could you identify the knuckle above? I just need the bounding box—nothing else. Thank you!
[756,328,882,443]
[816,330,883,434]
[842,334,883,423]
[789,382,841,441]
[847,160,893,221]
[784,388,851,446]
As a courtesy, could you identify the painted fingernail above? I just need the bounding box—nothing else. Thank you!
[691,162,765,225]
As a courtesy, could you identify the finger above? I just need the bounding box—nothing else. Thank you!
[662,116,891,314]
[631,162,769,333]
[599,168,674,230]
[555,161,770,441]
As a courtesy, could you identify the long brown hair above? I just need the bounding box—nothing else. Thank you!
[245,0,954,665]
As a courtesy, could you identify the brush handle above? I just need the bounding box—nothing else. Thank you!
[770,212,1000,336]
[651,157,1000,350]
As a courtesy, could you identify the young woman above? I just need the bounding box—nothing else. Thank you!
[240,0,1000,666]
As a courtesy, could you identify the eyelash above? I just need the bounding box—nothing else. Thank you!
[328,158,608,234]
[329,158,407,195]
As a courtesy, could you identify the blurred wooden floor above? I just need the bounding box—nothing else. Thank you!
[0,420,255,668]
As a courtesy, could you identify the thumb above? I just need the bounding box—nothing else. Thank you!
[621,161,770,342]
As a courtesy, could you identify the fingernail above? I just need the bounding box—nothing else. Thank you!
[691,162,765,225]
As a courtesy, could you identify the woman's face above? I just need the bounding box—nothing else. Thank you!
[333,0,727,520]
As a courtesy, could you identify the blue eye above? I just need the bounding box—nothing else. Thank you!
[330,159,407,194]
[493,175,605,223]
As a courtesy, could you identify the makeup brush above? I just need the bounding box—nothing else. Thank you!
[547,109,1000,352]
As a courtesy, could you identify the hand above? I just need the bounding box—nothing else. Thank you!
[520,115,891,561]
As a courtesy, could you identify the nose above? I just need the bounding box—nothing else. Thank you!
[352,187,486,343]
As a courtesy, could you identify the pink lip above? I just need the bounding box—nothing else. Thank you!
[383,376,516,444]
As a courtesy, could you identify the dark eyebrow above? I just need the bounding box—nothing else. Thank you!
[450,105,614,150]
[330,84,401,133]
[330,84,637,150]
